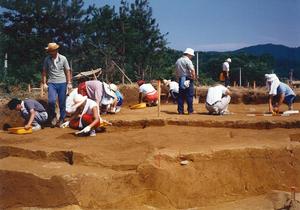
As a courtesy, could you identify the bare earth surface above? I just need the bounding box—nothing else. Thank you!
[1,93,300,209]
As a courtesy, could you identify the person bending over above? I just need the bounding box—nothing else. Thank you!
[205,84,231,115]
[7,98,48,131]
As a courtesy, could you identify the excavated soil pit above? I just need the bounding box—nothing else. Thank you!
[1,123,300,210]
[1,89,300,209]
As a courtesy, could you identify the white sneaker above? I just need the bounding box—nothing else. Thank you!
[89,129,96,137]
[115,106,121,113]
[32,124,41,132]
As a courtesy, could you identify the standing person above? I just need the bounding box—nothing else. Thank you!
[205,84,231,115]
[42,42,72,127]
[221,58,231,87]
[265,74,296,113]
[137,80,158,106]
[163,79,179,104]
[7,98,48,131]
[175,48,196,114]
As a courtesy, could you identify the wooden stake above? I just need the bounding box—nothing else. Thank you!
[291,186,296,201]
[40,83,44,97]
[28,84,31,93]
[233,81,236,87]
[253,81,256,89]
[157,80,161,117]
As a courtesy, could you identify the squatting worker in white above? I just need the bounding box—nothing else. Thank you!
[206,83,231,115]
[42,42,72,127]
[175,48,196,114]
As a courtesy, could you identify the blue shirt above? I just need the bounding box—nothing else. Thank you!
[277,82,295,97]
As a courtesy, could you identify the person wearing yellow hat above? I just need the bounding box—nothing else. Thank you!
[42,42,72,127]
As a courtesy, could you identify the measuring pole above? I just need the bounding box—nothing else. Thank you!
[4,53,8,81]
[196,52,199,78]
[239,67,241,87]
[157,80,161,117]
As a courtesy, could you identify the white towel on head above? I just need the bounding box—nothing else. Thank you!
[265,74,280,95]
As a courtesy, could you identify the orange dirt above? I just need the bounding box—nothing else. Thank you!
[0,86,300,209]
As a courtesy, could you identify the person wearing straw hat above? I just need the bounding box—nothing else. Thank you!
[163,79,179,104]
[265,74,296,114]
[42,42,72,127]
[221,58,231,87]
[175,48,196,114]
[61,94,102,136]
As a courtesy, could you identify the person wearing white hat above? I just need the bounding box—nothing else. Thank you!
[220,58,231,87]
[265,74,296,113]
[42,42,72,127]
[175,48,196,114]
[62,94,101,136]
[163,79,179,104]
[108,83,123,113]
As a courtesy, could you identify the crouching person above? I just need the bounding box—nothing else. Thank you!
[137,80,158,106]
[205,84,231,115]
[108,83,123,113]
[7,98,48,131]
[62,94,101,137]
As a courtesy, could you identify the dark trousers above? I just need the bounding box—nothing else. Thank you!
[48,82,67,121]
[177,78,194,114]
[224,74,230,87]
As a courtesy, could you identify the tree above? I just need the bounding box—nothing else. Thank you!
[119,0,168,80]
[0,0,87,84]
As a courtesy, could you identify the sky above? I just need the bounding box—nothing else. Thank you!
[85,0,300,52]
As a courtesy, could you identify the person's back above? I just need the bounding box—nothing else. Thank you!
[175,56,194,79]
[205,84,231,115]
[222,61,229,72]
[277,82,295,97]
[206,85,227,105]
[139,83,156,94]
[23,99,46,113]
[169,81,179,93]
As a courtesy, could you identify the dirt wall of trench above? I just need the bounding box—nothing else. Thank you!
[0,146,299,209]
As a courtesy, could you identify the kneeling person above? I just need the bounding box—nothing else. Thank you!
[206,84,231,115]
[68,94,101,137]
[137,80,158,106]
[7,98,48,131]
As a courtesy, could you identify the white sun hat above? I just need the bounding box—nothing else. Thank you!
[72,94,87,109]
[226,58,232,63]
[184,48,195,56]
[109,83,118,92]
[163,79,171,86]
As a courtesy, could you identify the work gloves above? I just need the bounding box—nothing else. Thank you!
[75,125,91,135]
[60,121,70,128]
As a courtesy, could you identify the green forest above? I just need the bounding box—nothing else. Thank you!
[0,0,293,87]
